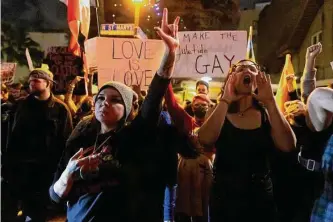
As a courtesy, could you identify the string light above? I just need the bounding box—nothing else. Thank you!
[114,4,117,7]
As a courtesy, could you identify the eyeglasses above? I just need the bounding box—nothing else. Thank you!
[231,60,262,74]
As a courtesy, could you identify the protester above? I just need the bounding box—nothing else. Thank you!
[301,42,322,103]
[198,59,296,222]
[196,80,210,95]
[7,83,23,103]
[3,65,73,221]
[272,43,333,222]
[184,80,211,116]
[165,83,213,222]
[307,87,333,222]
[311,134,333,222]
[286,74,299,100]
[49,8,180,222]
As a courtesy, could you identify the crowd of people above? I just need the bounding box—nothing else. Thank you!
[1,8,333,222]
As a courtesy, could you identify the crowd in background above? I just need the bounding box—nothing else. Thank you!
[1,9,333,222]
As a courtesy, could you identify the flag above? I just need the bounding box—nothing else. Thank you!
[275,54,297,113]
[59,0,91,56]
[246,26,256,62]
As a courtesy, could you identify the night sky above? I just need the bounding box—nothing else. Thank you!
[1,0,68,31]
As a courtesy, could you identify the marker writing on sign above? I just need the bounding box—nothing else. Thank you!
[195,54,235,75]
[112,39,153,60]
[123,70,153,87]
[183,32,210,43]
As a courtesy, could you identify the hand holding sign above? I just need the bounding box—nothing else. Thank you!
[154,8,180,79]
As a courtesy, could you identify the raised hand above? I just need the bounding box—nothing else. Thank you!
[154,8,180,53]
[155,8,180,79]
[252,71,275,105]
[286,74,296,92]
[306,42,322,60]
[65,148,101,178]
[221,74,244,103]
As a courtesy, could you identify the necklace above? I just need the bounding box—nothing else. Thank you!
[238,106,253,117]
[93,134,112,154]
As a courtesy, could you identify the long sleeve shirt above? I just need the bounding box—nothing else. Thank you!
[165,84,203,135]
[301,69,317,103]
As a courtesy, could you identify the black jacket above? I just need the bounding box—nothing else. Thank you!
[49,74,170,222]
[4,94,73,191]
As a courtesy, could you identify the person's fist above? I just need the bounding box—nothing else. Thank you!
[306,42,322,60]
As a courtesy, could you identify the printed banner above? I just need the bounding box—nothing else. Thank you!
[174,31,247,78]
[1,63,17,84]
[85,37,165,90]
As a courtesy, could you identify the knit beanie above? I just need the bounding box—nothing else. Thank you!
[96,81,134,121]
[29,64,56,83]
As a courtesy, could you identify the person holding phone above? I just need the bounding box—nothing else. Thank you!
[198,59,296,222]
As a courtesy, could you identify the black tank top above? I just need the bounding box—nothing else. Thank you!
[213,107,275,188]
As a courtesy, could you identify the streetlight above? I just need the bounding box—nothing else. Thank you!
[132,0,144,27]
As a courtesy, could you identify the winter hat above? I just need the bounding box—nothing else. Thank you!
[29,64,56,83]
[96,81,134,121]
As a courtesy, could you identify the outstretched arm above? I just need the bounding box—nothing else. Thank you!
[165,84,193,134]
[301,43,322,103]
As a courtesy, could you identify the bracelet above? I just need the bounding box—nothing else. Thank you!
[219,98,231,106]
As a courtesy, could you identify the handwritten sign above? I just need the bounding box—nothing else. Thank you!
[44,46,85,95]
[174,31,247,78]
[85,37,165,90]
[1,63,17,84]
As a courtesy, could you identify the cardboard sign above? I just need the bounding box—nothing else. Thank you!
[44,46,85,95]
[1,63,17,84]
[174,31,247,78]
[85,37,165,90]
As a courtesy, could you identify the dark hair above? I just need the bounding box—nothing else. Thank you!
[9,83,23,90]
[80,98,93,113]
[196,80,209,90]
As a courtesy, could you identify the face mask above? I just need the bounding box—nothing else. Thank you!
[193,106,207,119]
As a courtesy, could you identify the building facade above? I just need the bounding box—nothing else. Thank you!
[257,0,332,82]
